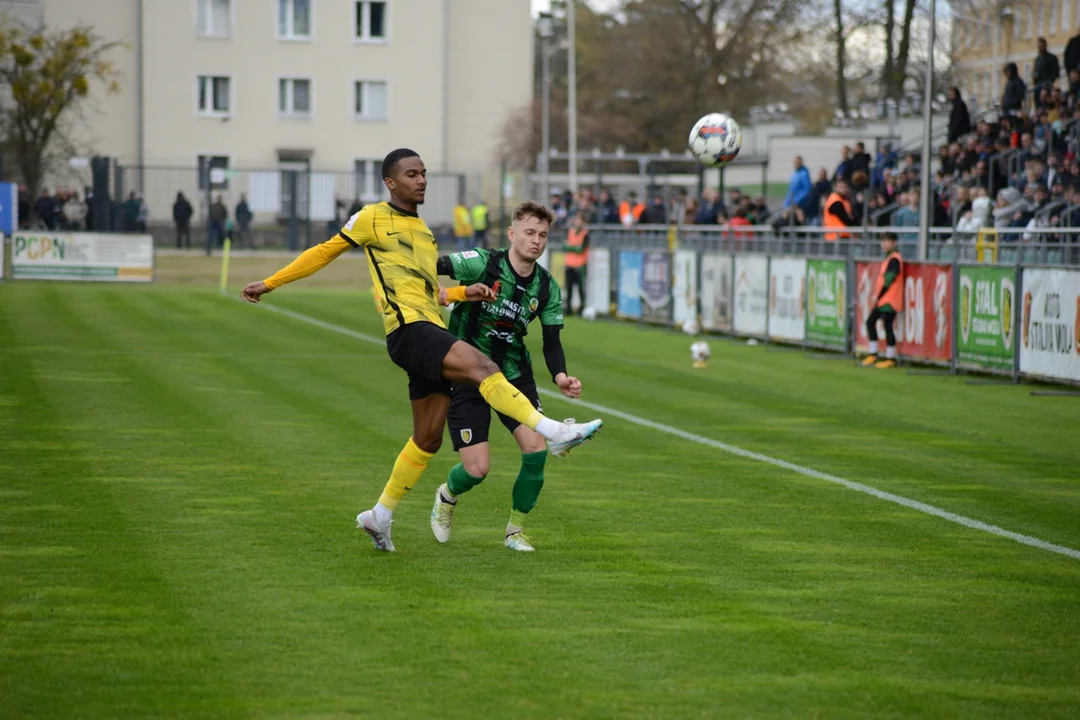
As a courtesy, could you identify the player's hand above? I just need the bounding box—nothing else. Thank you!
[241,281,272,304]
[465,283,497,302]
[438,287,450,306]
[556,373,582,399]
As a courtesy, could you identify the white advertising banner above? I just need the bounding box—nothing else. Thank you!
[12,232,154,282]
[586,247,611,315]
[767,256,807,342]
[700,254,733,332]
[1019,268,1080,382]
[733,254,769,336]
[672,250,698,326]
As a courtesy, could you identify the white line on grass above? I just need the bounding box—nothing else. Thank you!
[258,303,1080,562]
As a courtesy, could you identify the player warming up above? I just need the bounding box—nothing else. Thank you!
[430,202,579,552]
[240,149,603,552]
[862,231,904,369]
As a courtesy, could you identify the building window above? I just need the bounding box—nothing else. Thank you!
[197,75,231,116]
[279,78,312,117]
[354,80,387,121]
[279,0,311,39]
[354,159,389,202]
[355,1,387,41]
[197,0,231,38]
[198,155,230,191]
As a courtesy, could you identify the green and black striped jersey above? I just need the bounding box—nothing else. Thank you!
[445,248,563,380]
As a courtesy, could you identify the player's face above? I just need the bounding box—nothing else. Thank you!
[385,157,427,205]
[509,215,550,261]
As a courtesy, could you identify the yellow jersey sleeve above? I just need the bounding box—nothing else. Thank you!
[340,205,378,247]
[263,235,352,289]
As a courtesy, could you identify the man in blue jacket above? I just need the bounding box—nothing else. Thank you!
[784,156,812,216]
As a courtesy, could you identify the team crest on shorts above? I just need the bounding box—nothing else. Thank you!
[460,429,473,444]
[529,297,539,313]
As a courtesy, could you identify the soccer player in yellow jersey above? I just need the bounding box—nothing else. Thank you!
[240,149,603,552]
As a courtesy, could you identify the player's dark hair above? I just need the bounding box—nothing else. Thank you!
[513,201,554,227]
[881,232,898,243]
[382,148,420,179]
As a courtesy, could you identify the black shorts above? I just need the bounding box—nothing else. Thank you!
[448,373,543,451]
[385,321,457,401]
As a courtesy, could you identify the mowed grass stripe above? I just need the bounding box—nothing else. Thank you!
[254,291,1080,552]
[2,282,1079,718]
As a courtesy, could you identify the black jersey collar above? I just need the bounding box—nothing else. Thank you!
[387,202,418,218]
[504,250,537,283]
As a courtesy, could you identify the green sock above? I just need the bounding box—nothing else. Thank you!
[509,451,546,528]
[446,463,485,497]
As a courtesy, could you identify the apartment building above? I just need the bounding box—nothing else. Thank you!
[3,0,532,220]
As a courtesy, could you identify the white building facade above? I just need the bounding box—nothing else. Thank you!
[5,0,532,225]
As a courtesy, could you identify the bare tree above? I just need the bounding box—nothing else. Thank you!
[834,0,850,114]
[883,0,919,99]
[0,20,121,216]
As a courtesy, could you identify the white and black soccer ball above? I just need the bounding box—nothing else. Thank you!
[690,340,711,362]
[682,318,700,336]
[582,306,598,321]
[688,113,743,168]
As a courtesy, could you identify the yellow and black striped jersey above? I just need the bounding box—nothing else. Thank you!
[263,202,444,335]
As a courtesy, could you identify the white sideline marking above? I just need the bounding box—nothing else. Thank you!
[258,302,1080,562]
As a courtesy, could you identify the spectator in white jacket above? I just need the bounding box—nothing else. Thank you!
[956,192,992,236]
[993,187,1029,228]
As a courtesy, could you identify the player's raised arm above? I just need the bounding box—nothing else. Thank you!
[240,208,375,303]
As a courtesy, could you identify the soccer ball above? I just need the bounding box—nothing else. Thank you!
[688,113,742,168]
[682,319,700,336]
[582,306,598,321]
[690,340,711,369]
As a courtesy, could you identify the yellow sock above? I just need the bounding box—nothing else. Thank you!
[479,373,544,430]
[377,438,435,510]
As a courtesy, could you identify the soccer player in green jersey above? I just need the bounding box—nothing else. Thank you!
[430,201,585,552]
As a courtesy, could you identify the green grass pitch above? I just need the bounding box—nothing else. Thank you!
[2,282,1079,718]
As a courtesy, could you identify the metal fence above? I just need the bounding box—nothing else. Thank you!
[552,225,1080,387]
[573,224,1080,267]
[109,164,471,251]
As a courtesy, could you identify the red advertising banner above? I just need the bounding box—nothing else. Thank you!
[855,261,953,362]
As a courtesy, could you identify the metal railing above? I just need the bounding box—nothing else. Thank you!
[566,223,1080,267]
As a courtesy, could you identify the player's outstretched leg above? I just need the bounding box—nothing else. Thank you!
[505,450,546,552]
[358,393,448,552]
[442,342,603,458]
[431,452,488,544]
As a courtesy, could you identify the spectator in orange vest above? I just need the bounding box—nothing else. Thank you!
[823,179,856,242]
[562,212,589,316]
[862,232,904,369]
[619,192,645,226]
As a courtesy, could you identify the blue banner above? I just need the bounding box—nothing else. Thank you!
[0,183,16,235]
[617,250,643,318]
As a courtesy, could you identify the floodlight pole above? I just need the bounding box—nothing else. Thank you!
[568,0,578,196]
[917,0,936,262]
[539,12,553,268]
